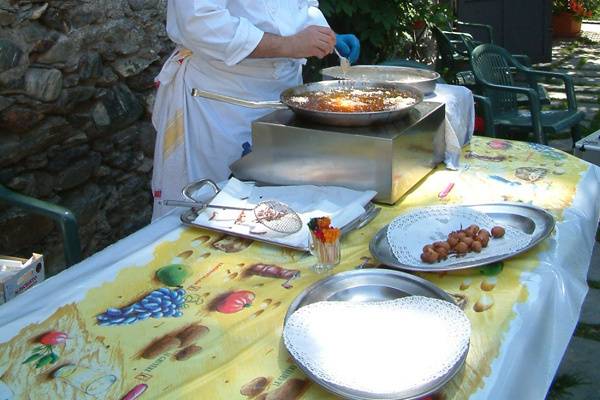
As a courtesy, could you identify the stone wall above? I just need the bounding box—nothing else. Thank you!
[0,0,173,275]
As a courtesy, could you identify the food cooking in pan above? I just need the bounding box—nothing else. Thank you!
[288,88,416,113]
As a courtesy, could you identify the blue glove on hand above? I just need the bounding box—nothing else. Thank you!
[335,34,360,64]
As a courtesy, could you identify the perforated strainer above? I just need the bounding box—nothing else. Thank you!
[165,199,302,234]
[252,200,303,234]
[168,179,303,234]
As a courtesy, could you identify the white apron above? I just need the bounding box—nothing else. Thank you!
[151,0,328,220]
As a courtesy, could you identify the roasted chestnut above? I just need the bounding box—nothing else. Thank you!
[491,226,505,238]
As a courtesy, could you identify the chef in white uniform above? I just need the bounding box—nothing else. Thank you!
[150,0,360,220]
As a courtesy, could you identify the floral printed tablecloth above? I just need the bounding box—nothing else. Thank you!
[0,137,599,400]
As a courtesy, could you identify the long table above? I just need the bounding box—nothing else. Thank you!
[1,137,599,400]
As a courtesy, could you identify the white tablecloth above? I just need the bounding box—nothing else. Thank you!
[0,140,597,400]
[431,83,475,169]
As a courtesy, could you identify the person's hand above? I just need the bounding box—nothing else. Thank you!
[335,34,360,64]
[288,25,336,59]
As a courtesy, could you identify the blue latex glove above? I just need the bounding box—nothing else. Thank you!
[241,141,252,157]
[335,34,360,64]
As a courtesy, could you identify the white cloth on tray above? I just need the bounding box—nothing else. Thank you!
[192,178,377,249]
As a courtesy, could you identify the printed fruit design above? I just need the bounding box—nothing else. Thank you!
[254,378,308,400]
[23,331,67,368]
[39,331,68,345]
[515,167,548,182]
[97,288,186,326]
[240,377,271,397]
[244,264,300,289]
[212,235,252,253]
[216,290,255,314]
[480,262,503,276]
[487,139,512,150]
[121,383,148,400]
[156,264,191,286]
[140,324,209,362]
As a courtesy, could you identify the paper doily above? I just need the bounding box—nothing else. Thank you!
[386,206,531,268]
[283,297,470,397]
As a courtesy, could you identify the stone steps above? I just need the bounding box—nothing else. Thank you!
[545,100,599,125]
[570,76,600,86]
[551,51,600,63]
[533,68,600,86]
[549,50,600,63]
[548,138,575,153]
[544,84,600,95]
[547,91,599,104]
[551,62,600,72]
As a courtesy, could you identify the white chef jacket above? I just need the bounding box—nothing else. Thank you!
[151,0,329,220]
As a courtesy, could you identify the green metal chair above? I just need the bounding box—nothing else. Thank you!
[432,26,550,105]
[0,185,82,266]
[470,44,584,145]
[453,21,533,66]
[455,21,494,45]
[472,94,495,138]
[431,26,474,85]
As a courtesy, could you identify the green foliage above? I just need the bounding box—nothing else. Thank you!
[320,0,454,63]
[588,280,600,289]
[581,108,600,137]
[547,373,589,399]
[576,57,588,69]
[303,1,454,82]
[575,322,600,341]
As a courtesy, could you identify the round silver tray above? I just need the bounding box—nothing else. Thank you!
[284,268,467,400]
[370,203,556,272]
[321,65,439,95]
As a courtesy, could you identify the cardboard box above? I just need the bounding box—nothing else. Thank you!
[0,254,44,305]
[574,129,600,167]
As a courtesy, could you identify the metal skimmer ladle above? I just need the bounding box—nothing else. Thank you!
[165,199,303,235]
[334,48,351,75]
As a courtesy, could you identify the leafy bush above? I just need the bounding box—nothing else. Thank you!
[321,0,453,63]
[303,0,454,81]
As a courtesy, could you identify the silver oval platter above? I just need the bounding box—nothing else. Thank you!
[370,203,555,272]
[284,268,467,400]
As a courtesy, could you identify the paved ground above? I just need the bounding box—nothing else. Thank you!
[582,21,600,42]
[543,23,600,152]
[545,23,600,400]
[549,240,600,399]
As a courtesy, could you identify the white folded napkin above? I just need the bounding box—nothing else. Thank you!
[193,178,377,249]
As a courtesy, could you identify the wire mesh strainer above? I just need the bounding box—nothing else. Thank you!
[252,200,303,234]
[164,199,302,234]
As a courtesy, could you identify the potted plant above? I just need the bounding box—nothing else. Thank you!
[552,0,593,37]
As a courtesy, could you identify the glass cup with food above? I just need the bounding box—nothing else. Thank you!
[308,217,341,274]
